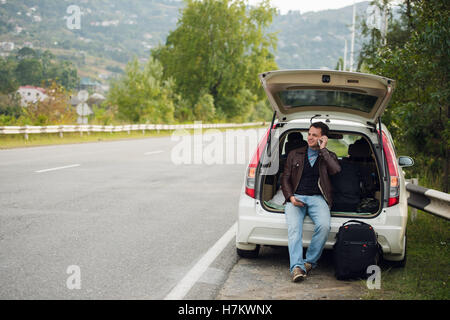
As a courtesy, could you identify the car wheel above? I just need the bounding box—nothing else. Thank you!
[236,245,260,258]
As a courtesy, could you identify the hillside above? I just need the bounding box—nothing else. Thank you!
[0,0,369,84]
[271,2,369,69]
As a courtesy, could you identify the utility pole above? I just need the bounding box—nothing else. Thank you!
[383,4,388,45]
[343,39,348,71]
[349,1,356,72]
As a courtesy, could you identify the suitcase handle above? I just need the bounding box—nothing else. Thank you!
[342,219,372,227]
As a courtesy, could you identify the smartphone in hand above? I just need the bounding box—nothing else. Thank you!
[294,198,307,207]
[317,136,326,148]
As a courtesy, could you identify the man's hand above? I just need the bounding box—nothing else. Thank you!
[290,196,306,207]
[318,135,328,149]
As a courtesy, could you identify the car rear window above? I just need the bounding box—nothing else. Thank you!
[282,132,367,158]
[326,135,360,157]
[277,89,378,113]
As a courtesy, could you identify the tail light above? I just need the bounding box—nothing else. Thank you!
[245,166,257,198]
[245,125,273,198]
[381,130,400,206]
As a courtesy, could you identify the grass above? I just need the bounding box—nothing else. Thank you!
[0,125,267,149]
[361,209,450,300]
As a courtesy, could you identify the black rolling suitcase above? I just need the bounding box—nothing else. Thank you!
[333,220,381,280]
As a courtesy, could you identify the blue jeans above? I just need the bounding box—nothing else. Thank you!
[285,194,331,273]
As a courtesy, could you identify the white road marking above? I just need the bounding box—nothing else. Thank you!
[35,164,81,173]
[164,222,237,300]
[144,150,164,155]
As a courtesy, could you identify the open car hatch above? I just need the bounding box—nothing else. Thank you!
[259,69,395,124]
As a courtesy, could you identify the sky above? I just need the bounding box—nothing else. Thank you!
[247,0,368,14]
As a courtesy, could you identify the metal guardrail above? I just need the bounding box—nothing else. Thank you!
[0,122,266,140]
[406,181,450,220]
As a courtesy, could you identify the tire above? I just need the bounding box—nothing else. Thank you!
[236,245,260,258]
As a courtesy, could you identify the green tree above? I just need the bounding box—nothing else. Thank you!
[0,58,19,94]
[153,0,278,121]
[16,47,38,60]
[46,60,79,90]
[91,102,117,125]
[0,93,22,125]
[3,48,79,90]
[15,58,43,87]
[335,57,344,71]
[107,57,175,123]
[358,0,450,192]
[251,99,272,122]
[194,92,216,121]
[22,82,76,125]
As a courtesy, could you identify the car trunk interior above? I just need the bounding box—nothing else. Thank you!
[259,130,382,217]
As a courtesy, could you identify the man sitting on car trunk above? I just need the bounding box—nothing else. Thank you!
[281,121,341,282]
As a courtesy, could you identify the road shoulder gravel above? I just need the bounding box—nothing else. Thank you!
[216,245,366,300]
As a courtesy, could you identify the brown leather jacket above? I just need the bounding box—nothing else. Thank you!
[281,146,341,208]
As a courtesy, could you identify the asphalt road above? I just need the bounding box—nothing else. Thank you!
[0,132,257,299]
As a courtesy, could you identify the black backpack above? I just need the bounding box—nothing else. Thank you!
[333,220,381,280]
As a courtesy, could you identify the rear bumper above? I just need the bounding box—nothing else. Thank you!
[236,193,408,255]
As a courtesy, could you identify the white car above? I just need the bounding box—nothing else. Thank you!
[236,70,413,267]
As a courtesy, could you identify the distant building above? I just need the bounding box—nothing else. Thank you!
[79,77,101,91]
[88,93,106,104]
[0,42,15,51]
[98,73,110,80]
[70,92,106,107]
[17,86,47,107]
